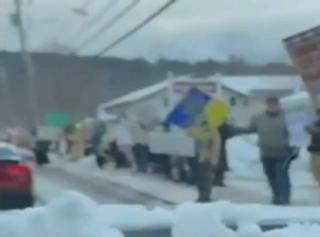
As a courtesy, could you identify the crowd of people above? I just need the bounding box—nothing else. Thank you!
[58,95,320,206]
[7,95,317,206]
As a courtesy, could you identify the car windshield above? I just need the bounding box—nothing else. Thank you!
[0,0,320,236]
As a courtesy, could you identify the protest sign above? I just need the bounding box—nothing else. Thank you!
[284,26,320,109]
[165,88,211,128]
[281,92,315,147]
[284,111,314,147]
[149,130,195,157]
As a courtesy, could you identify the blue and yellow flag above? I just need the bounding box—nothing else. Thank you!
[165,88,211,129]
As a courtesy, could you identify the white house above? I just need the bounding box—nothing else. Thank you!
[221,75,304,125]
[98,75,304,127]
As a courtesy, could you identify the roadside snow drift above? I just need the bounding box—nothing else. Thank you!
[0,192,123,237]
[173,202,320,237]
[227,135,315,187]
[2,192,320,236]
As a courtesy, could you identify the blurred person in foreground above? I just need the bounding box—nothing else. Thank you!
[306,109,320,186]
[244,97,297,205]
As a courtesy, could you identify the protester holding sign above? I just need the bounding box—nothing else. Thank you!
[187,116,221,202]
[166,88,231,202]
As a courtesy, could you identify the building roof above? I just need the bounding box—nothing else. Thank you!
[101,75,219,110]
[101,75,304,110]
[221,75,303,96]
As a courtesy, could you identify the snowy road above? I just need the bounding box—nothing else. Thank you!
[34,166,173,237]
[34,165,172,207]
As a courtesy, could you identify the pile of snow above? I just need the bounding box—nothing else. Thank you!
[0,191,173,237]
[173,202,320,237]
[227,135,261,176]
[0,192,122,237]
[227,135,315,187]
[4,191,320,237]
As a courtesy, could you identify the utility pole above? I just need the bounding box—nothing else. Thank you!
[0,67,13,126]
[13,0,39,127]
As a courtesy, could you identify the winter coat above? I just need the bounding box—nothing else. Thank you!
[218,123,246,168]
[250,111,292,158]
[197,126,221,165]
[307,119,320,153]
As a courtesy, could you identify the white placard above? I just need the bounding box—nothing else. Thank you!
[149,131,195,157]
[37,126,62,141]
[281,92,315,147]
[284,111,314,147]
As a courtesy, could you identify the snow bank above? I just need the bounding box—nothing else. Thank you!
[227,135,261,176]
[0,192,122,237]
[0,191,173,237]
[3,191,320,236]
[227,135,316,187]
[97,205,173,230]
[173,202,320,237]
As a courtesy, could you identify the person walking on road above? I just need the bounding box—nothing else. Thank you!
[246,97,295,205]
[306,109,320,186]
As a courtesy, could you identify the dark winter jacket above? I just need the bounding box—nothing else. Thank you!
[217,123,248,169]
[308,119,320,153]
[249,111,292,158]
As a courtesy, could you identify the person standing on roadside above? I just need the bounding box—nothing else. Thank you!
[91,122,106,168]
[306,109,320,186]
[128,118,150,173]
[190,119,221,203]
[246,97,295,205]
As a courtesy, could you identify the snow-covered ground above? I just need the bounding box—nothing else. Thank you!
[3,191,320,237]
[228,135,315,187]
[173,202,320,237]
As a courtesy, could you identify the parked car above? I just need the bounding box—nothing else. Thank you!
[0,142,34,209]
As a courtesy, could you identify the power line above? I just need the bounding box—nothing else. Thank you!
[66,0,117,46]
[79,0,117,32]
[96,0,177,57]
[73,0,140,54]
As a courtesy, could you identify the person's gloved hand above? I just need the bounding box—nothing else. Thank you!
[290,147,300,160]
[282,147,300,170]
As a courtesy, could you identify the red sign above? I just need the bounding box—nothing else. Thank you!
[173,82,217,95]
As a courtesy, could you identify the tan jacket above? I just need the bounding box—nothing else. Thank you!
[198,127,221,165]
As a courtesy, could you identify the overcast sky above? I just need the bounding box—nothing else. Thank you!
[0,0,320,63]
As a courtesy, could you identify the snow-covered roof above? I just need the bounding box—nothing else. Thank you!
[221,75,303,96]
[102,80,169,109]
[101,75,304,110]
[101,75,220,110]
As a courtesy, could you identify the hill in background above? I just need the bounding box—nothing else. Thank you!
[0,51,296,126]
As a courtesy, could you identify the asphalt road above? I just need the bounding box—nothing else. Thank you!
[35,165,173,237]
[35,165,172,206]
